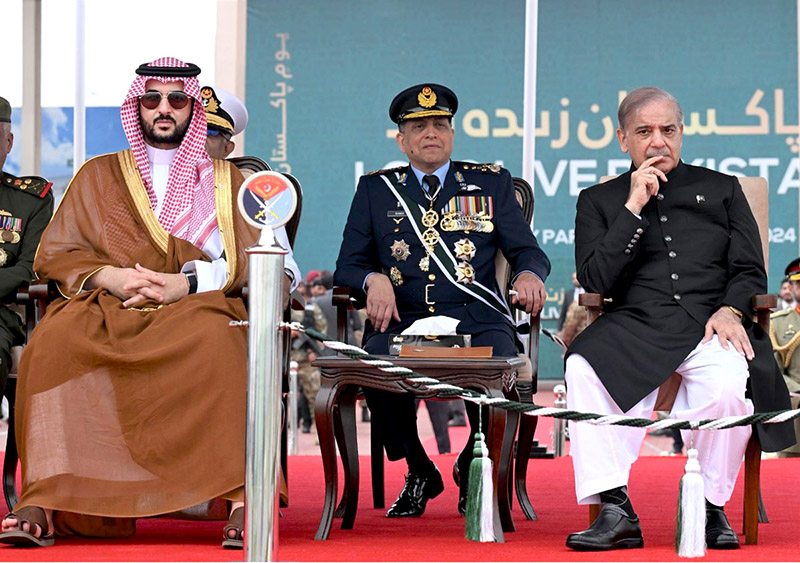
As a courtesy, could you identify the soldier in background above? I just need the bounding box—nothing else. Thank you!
[0,96,54,398]
[769,258,800,457]
[290,299,327,432]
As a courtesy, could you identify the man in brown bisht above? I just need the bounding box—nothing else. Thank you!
[0,57,258,548]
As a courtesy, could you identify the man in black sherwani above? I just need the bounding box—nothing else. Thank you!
[564,87,794,551]
[335,83,550,518]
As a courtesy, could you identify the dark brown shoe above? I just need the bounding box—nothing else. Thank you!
[566,504,644,551]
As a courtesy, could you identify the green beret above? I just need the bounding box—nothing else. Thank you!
[0,97,10,123]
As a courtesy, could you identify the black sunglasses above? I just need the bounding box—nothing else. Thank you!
[139,91,191,110]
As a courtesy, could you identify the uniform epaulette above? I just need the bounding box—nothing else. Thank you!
[2,172,52,198]
[458,162,503,174]
[366,165,407,176]
[771,308,793,319]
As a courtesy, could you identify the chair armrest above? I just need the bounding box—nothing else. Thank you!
[751,293,776,331]
[290,290,305,311]
[333,286,364,343]
[578,292,606,325]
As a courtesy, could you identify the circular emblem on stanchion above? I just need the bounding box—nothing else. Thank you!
[237,171,297,230]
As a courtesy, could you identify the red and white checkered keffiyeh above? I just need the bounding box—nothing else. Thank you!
[120,56,217,248]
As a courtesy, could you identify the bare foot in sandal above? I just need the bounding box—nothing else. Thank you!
[0,506,55,547]
[222,502,244,549]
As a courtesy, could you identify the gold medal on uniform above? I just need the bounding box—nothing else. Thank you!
[440,215,456,232]
[390,239,411,261]
[454,238,476,261]
[0,248,7,266]
[419,255,430,272]
[455,261,475,284]
[422,228,440,247]
[421,209,439,228]
[389,266,404,286]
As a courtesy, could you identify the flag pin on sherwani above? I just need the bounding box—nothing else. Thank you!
[454,238,476,261]
[391,239,411,261]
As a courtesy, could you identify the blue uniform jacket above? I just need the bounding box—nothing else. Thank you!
[335,160,550,352]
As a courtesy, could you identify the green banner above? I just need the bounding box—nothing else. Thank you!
[246,0,799,379]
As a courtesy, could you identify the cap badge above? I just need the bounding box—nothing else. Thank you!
[418,86,437,108]
[200,87,219,113]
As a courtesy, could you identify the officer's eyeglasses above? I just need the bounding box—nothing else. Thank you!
[139,91,192,110]
[207,128,232,141]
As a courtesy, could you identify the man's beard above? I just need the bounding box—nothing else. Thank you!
[140,113,191,146]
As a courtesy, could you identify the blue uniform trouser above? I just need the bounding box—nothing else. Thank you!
[363,327,516,469]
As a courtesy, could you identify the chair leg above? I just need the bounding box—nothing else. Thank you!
[757,489,768,523]
[2,377,18,512]
[314,382,340,540]
[280,394,288,507]
[333,404,348,519]
[371,418,385,509]
[514,414,538,520]
[743,432,761,545]
[337,387,359,530]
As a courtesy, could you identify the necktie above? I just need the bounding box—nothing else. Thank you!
[422,174,439,196]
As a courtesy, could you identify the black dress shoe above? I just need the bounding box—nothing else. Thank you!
[706,508,740,549]
[386,467,444,518]
[566,504,644,551]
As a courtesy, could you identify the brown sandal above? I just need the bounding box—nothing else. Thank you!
[222,506,243,549]
[0,506,55,547]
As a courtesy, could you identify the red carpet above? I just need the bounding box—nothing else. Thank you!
[1,455,798,561]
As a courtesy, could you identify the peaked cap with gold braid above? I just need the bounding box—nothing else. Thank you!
[389,83,458,124]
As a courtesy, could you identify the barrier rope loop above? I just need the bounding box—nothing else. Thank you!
[241,321,800,430]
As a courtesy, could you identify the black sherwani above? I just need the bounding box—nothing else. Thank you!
[568,161,794,452]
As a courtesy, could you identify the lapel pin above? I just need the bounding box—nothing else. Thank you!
[696,195,705,204]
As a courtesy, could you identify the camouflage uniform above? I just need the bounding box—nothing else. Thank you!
[290,302,327,422]
[769,306,800,456]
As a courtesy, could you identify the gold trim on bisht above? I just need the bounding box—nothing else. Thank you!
[118,150,170,254]
[213,159,237,292]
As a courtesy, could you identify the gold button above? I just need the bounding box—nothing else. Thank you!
[428,306,435,313]
[394,228,400,232]
[428,274,436,281]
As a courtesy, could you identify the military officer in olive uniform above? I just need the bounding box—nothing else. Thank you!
[769,257,800,457]
[0,96,54,397]
[335,84,550,518]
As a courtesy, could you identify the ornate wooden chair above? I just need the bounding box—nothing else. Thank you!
[311,176,542,540]
[580,176,770,545]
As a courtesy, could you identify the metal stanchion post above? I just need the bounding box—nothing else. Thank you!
[237,170,299,562]
[552,384,567,457]
[245,227,287,562]
[288,360,299,455]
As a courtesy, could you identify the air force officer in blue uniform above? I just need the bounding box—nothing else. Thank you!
[335,84,550,518]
